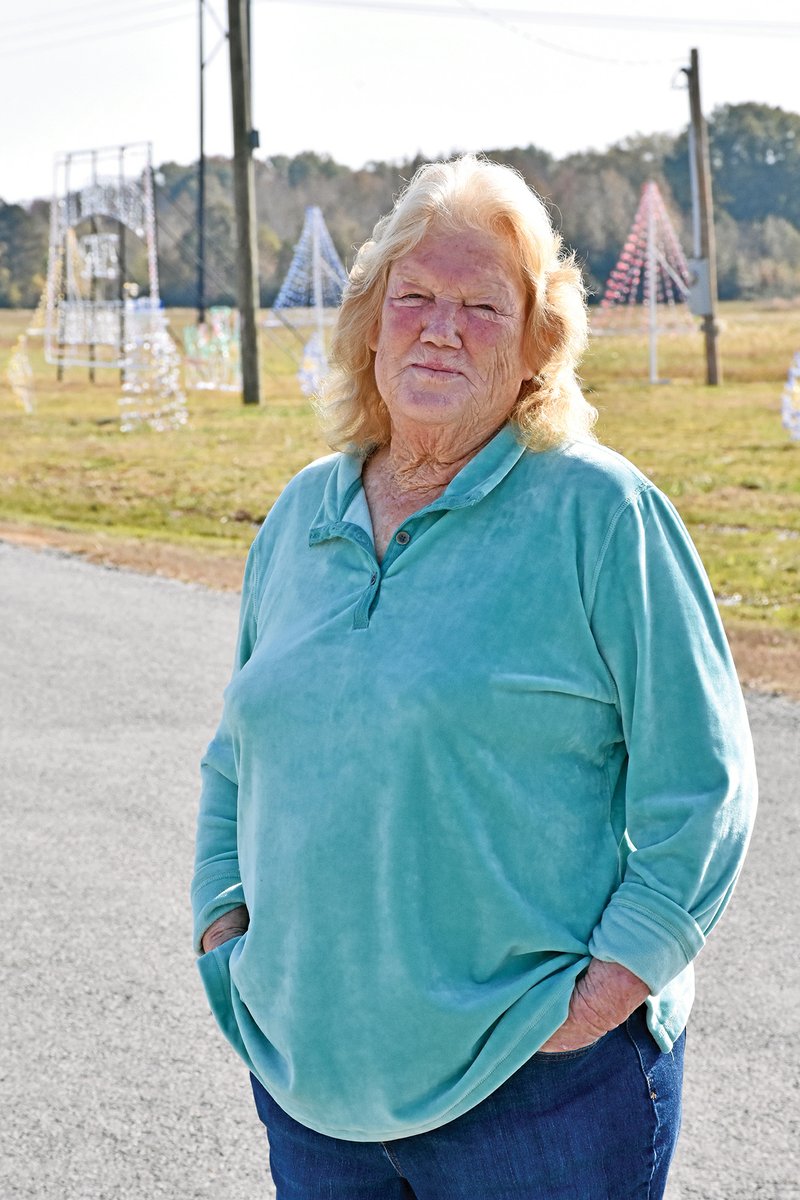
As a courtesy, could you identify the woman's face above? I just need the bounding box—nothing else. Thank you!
[370,226,534,441]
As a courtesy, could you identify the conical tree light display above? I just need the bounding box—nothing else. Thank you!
[781,352,800,442]
[5,287,48,413]
[271,205,349,396]
[598,181,692,383]
[118,298,187,433]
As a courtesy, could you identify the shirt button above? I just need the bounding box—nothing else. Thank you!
[395,530,411,545]
[370,572,377,585]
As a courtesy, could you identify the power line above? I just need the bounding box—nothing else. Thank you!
[156,209,234,296]
[450,0,680,67]
[0,0,192,38]
[2,0,797,63]
[160,189,323,350]
[155,207,300,377]
[0,6,193,57]
[256,0,800,38]
[8,0,800,41]
[161,188,239,281]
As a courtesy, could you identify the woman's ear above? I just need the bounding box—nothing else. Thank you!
[520,325,541,386]
[368,320,380,354]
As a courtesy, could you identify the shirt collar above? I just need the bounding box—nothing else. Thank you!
[309,422,528,544]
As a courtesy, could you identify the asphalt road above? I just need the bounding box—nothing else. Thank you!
[1,541,797,1200]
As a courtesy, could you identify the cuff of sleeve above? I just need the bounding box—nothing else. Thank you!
[588,881,706,994]
[191,871,245,954]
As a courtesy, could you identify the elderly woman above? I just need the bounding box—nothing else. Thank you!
[192,156,757,1199]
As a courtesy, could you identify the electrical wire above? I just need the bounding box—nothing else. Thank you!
[158,203,299,377]
[450,0,681,67]
[156,193,306,360]
[161,188,240,282]
[156,208,233,296]
[255,0,800,38]
[3,0,799,62]
[0,0,193,39]
[159,187,309,351]
[0,6,194,57]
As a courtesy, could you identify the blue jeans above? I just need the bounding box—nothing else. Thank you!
[250,1006,685,1199]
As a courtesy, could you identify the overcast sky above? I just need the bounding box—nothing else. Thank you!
[2,0,800,204]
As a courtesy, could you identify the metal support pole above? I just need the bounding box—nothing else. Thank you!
[146,147,161,303]
[88,216,97,384]
[312,209,324,351]
[89,150,98,383]
[57,155,69,382]
[118,147,127,386]
[647,187,658,385]
[685,48,721,385]
[228,0,260,404]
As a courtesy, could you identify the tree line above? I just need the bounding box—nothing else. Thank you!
[2,102,800,310]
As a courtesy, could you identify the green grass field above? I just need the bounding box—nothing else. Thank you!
[585,305,800,633]
[1,303,798,645]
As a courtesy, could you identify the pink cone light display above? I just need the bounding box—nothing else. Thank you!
[598,181,693,383]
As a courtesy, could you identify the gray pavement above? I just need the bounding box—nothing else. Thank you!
[1,540,797,1199]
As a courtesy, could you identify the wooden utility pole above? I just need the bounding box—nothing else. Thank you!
[228,0,260,404]
[118,146,127,388]
[198,0,206,325]
[684,47,721,385]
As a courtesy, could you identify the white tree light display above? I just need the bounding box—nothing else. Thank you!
[5,289,47,412]
[781,353,800,442]
[118,299,187,433]
[269,206,348,396]
[183,307,241,392]
[597,181,692,383]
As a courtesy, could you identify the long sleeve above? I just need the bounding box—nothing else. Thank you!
[190,535,261,953]
[586,484,758,994]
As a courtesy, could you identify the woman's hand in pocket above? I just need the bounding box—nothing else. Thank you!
[540,959,650,1052]
[201,905,250,953]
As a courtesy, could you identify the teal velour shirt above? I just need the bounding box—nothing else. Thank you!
[191,422,757,1142]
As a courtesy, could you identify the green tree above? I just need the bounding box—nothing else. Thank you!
[665,102,800,227]
[736,215,800,298]
[0,200,49,307]
[550,160,641,298]
[709,103,800,225]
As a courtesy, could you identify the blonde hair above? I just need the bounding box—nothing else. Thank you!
[316,154,595,452]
